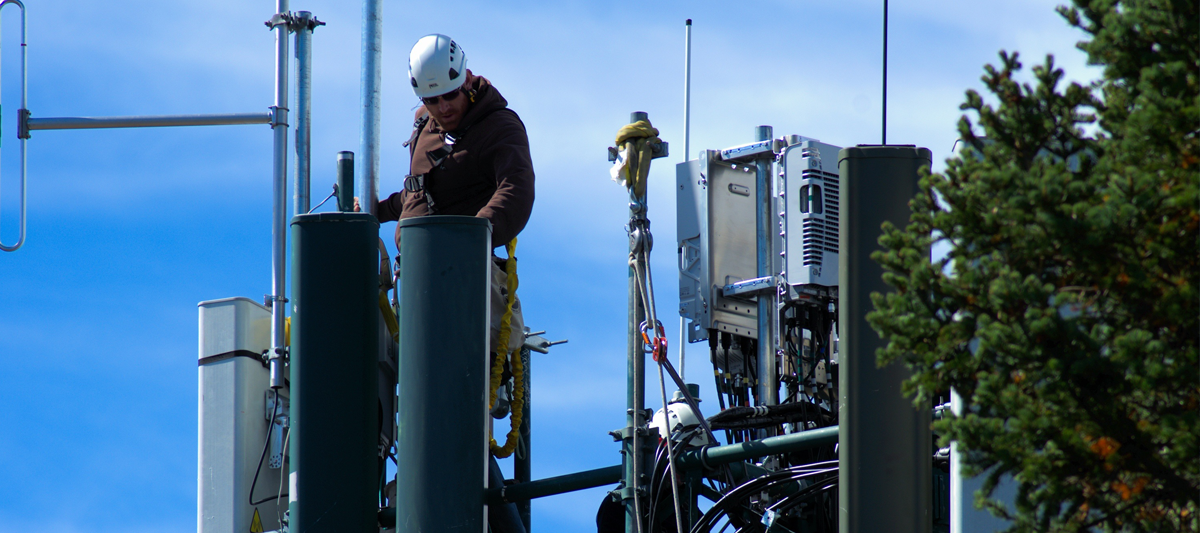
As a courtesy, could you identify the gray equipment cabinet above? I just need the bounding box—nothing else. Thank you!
[780,139,843,288]
[676,136,843,345]
[677,151,761,344]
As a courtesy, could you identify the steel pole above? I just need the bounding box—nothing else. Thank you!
[679,425,839,469]
[754,125,778,410]
[293,12,314,217]
[488,465,622,505]
[358,0,382,218]
[837,145,932,533]
[484,426,839,506]
[268,0,291,389]
[623,111,651,533]
[515,347,533,531]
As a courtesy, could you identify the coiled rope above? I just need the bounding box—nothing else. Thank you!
[488,237,525,458]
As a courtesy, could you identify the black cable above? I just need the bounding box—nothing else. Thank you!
[700,473,836,533]
[250,389,288,506]
[688,462,837,533]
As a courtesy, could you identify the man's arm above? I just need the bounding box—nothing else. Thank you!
[476,112,534,246]
[377,193,404,223]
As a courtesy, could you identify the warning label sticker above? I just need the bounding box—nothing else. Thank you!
[249,507,264,533]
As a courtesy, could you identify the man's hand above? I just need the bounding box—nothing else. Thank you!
[352,197,362,212]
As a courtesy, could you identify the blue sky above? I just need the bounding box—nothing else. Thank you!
[0,1,1099,532]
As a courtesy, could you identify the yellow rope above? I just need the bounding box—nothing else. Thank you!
[379,290,399,343]
[489,238,524,458]
[613,120,661,197]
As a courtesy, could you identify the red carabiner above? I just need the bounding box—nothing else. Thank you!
[651,337,668,362]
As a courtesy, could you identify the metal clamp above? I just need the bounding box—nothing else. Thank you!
[293,11,325,31]
[721,275,779,298]
[606,141,670,163]
[269,105,289,129]
[264,12,296,30]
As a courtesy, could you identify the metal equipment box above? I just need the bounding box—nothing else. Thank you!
[781,140,842,287]
[677,150,763,343]
[197,297,287,533]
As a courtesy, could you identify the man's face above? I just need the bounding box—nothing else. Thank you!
[423,86,470,131]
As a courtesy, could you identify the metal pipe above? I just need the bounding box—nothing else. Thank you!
[485,426,837,506]
[268,0,290,389]
[25,113,272,131]
[293,11,314,217]
[624,111,650,533]
[487,465,622,505]
[754,125,778,410]
[678,425,839,470]
[514,346,533,530]
[0,0,27,252]
[358,0,382,217]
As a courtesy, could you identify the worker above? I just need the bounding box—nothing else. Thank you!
[362,34,533,533]
[363,33,533,359]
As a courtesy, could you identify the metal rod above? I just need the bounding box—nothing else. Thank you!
[268,0,291,389]
[486,465,622,504]
[754,126,778,410]
[680,18,693,379]
[658,362,686,533]
[683,19,692,162]
[358,0,382,218]
[678,425,838,469]
[293,12,314,217]
[25,113,271,131]
[0,0,27,252]
[485,426,838,505]
[515,347,533,531]
[882,0,888,145]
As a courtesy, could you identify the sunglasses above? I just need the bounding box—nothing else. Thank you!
[421,88,463,106]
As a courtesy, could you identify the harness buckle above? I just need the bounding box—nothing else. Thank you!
[404,174,425,193]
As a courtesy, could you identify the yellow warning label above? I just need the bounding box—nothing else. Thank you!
[249,507,264,533]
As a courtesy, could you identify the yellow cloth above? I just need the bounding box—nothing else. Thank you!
[610,120,661,197]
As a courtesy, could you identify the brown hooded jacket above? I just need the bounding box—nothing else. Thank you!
[377,76,535,249]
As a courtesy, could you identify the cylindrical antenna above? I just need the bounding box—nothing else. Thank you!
[684,19,693,161]
[882,0,888,145]
[337,151,355,212]
[680,18,693,380]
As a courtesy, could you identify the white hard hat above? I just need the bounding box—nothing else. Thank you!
[409,34,467,98]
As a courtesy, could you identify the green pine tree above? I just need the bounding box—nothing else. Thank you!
[866,0,1198,531]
